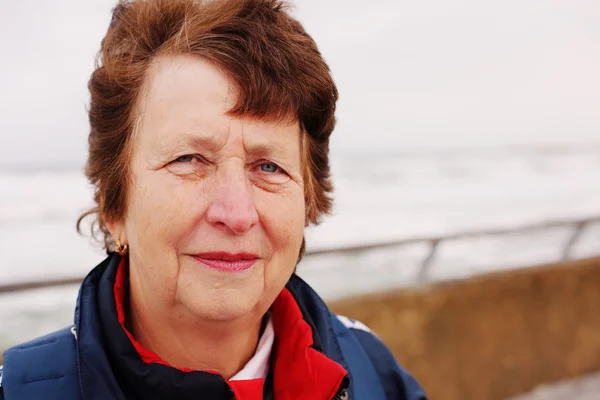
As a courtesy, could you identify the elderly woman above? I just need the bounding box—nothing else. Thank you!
[0,1,426,399]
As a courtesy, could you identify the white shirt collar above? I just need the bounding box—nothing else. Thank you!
[230,317,275,381]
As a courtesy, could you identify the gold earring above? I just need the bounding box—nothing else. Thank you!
[115,239,129,256]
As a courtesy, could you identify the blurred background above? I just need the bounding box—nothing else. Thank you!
[1,0,600,398]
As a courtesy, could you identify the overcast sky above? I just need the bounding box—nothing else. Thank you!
[1,0,599,167]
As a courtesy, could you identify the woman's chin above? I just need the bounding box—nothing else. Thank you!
[184,296,260,322]
[175,279,266,322]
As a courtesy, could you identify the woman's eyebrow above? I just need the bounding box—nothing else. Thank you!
[158,133,222,156]
[244,142,298,162]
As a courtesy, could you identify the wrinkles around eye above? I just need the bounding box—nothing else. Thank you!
[166,155,294,185]
[174,154,206,163]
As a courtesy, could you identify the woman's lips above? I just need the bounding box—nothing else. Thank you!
[191,252,258,272]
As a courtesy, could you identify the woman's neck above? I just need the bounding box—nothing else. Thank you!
[127,279,262,379]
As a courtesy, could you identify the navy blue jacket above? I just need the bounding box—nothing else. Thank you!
[0,254,427,399]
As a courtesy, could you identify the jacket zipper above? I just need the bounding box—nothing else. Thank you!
[332,376,350,400]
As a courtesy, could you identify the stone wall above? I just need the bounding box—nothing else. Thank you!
[329,257,600,400]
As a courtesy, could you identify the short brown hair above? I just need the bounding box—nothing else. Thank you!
[78,0,338,252]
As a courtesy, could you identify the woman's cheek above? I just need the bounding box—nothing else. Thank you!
[258,187,305,247]
[132,173,207,248]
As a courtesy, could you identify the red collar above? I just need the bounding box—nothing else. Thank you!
[114,259,347,399]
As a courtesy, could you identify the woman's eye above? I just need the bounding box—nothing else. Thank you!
[259,163,280,173]
[174,155,198,163]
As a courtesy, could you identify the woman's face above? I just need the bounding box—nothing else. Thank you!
[111,55,305,323]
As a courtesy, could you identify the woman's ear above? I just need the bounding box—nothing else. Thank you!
[106,218,128,245]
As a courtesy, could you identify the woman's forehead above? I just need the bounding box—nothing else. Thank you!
[140,55,235,121]
[135,55,300,157]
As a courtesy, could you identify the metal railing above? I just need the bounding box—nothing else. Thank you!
[1,215,599,295]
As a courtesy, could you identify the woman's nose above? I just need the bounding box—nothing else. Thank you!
[205,167,259,235]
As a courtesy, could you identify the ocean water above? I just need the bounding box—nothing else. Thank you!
[1,149,600,347]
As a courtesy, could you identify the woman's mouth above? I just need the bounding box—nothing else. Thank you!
[191,252,258,272]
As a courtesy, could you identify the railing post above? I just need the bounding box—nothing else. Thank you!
[418,238,440,284]
[562,221,587,261]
